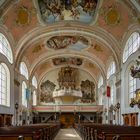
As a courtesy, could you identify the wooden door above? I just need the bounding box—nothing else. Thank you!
[59,113,74,128]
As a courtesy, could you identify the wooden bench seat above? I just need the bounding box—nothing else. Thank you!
[74,123,140,140]
[0,123,60,140]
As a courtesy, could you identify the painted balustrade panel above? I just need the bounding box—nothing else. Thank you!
[32,105,103,112]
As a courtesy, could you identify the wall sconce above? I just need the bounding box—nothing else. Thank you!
[15,102,19,126]
[116,102,120,110]
[113,103,120,111]
[104,108,107,112]
[15,102,19,110]
[109,105,114,112]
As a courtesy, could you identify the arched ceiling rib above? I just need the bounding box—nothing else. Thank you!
[15,24,121,70]
[29,52,106,80]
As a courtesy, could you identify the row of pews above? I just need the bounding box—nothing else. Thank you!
[74,123,140,140]
[0,123,60,140]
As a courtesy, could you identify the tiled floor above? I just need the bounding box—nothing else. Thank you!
[54,129,82,140]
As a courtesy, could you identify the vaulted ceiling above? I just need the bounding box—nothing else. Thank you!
[1,0,140,87]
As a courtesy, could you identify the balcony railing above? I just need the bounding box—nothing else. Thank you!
[53,88,82,98]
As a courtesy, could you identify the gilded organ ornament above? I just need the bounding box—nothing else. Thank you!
[58,66,77,89]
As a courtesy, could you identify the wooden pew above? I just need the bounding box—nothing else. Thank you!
[0,123,60,140]
[74,123,140,140]
[0,127,42,140]
[99,133,140,140]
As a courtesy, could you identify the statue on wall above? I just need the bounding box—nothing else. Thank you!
[80,79,95,103]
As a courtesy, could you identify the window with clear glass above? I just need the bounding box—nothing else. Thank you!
[22,81,27,107]
[0,33,13,64]
[98,76,103,88]
[110,84,114,105]
[107,61,116,79]
[123,32,140,63]
[99,92,103,105]
[32,76,37,89]
[20,62,29,80]
[128,72,136,103]
[0,63,10,106]
[33,91,37,106]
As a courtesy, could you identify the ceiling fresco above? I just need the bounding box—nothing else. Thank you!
[3,0,37,41]
[16,6,31,26]
[87,43,112,63]
[46,35,88,50]
[83,60,101,79]
[2,0,138,43]
[98,0,130,40]
[52,57,83,66]
[36,61,52,76]
[37,0,98,23]
[24,43,47,64]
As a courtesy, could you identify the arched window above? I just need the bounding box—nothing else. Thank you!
[123,32,140,63]
[22,81,27,107]
[0,33,13,64]
[128,71,136,103]
[107,61,116,79]
[0,63,10,106]
[20,62,29,80]
[32,76,37,89]
[32,91,37,106]
[98,76,103,88]
[110,84,114,105]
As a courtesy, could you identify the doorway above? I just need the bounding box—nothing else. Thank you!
[59,113,74,128]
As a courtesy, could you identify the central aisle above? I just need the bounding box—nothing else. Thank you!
[54,129,82,140]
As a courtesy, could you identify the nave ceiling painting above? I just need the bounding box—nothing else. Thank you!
[37,0,99,23]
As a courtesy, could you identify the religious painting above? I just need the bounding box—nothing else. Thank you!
[37,0,98,23]
[80,79,95,103]
[40,80,56,103]
[47,36,88,50]
[53,57,83,66]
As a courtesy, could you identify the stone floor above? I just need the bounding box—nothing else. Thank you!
[54,129,82,140]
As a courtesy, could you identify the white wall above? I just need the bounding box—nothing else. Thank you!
[121,50,140,125]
